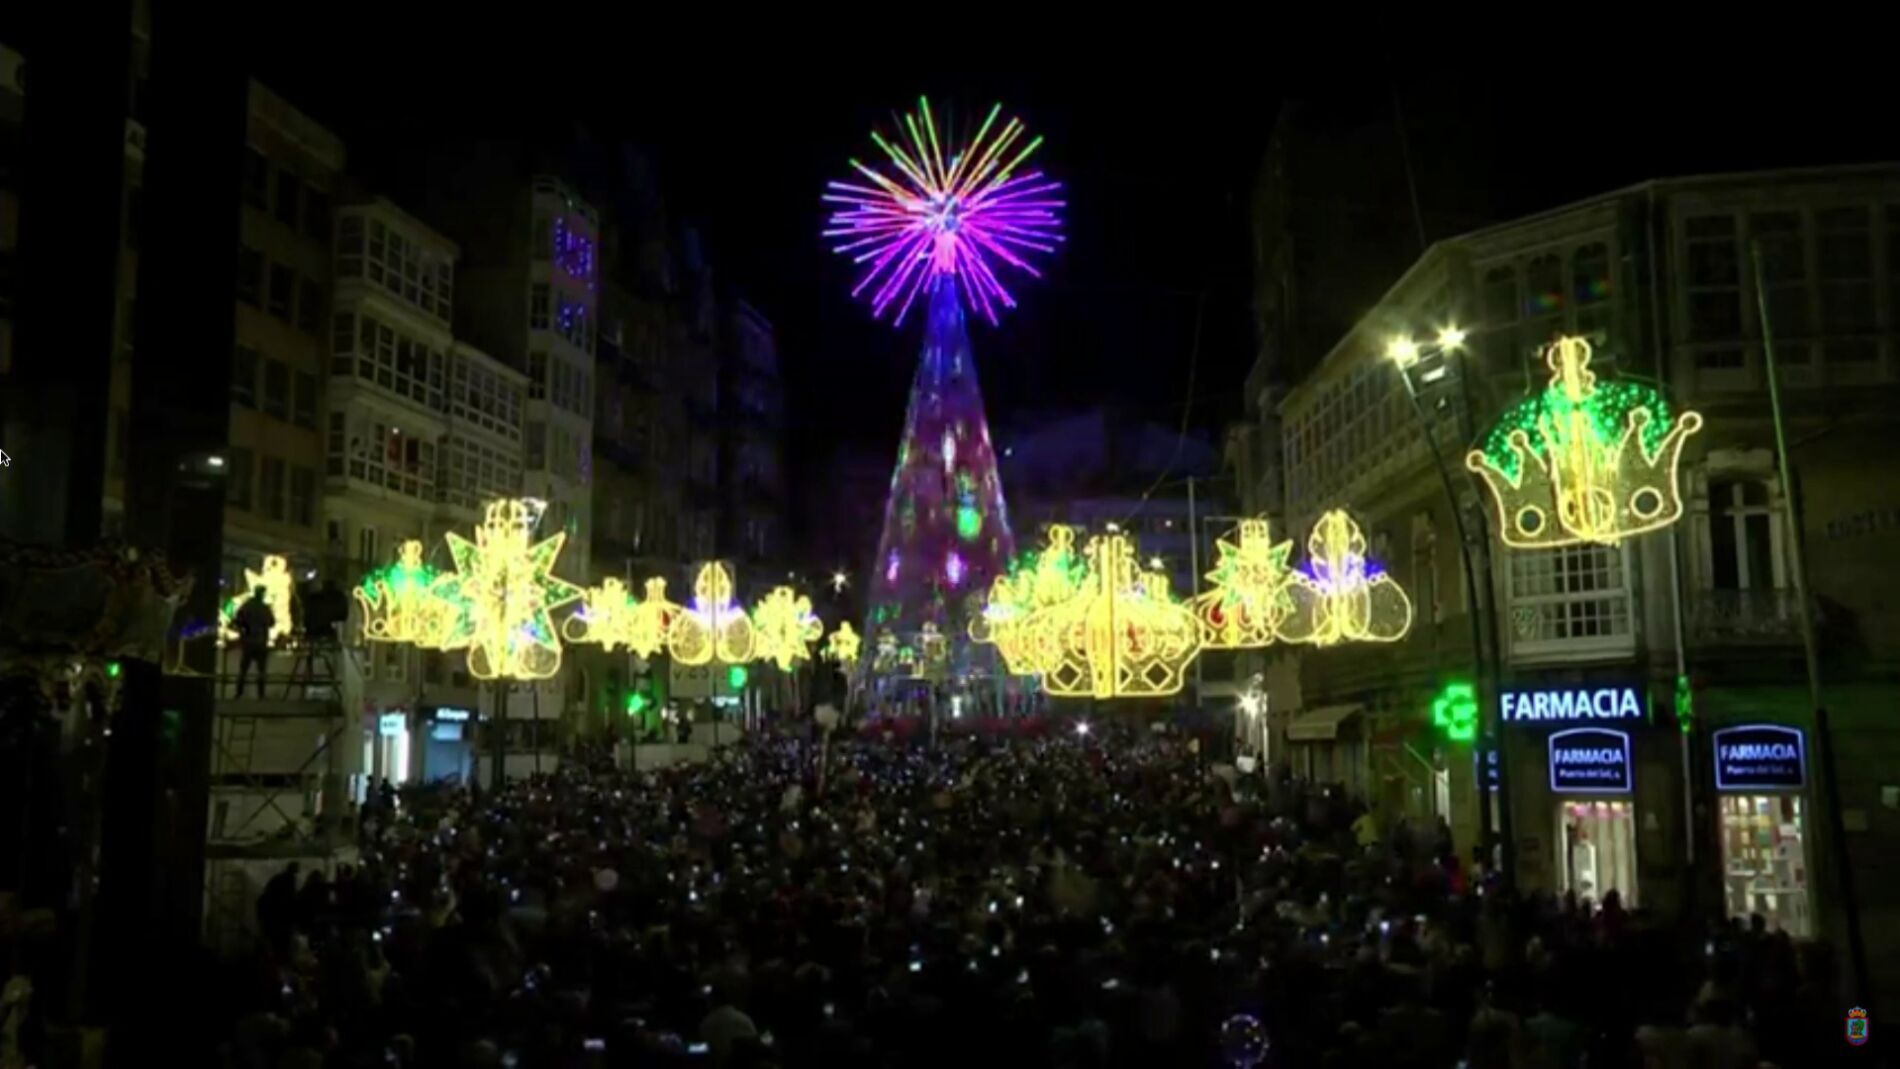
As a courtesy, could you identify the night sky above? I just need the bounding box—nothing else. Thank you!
[253,16,1900,489]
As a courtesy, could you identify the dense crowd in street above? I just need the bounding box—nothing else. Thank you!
[214,723,1843,1068]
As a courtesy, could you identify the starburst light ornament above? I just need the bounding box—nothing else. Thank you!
[824,621,862,667]
[1282,510,1413,647]
[751,586,824,671]
[665,562,756,666]
[825,97,1065,325]
[1034,532,1201,699]
[431,498,585,681]
[1466,336,1703,548]
[220,553,298,648]
[1193,518,1299,649]
[356,540,457,647]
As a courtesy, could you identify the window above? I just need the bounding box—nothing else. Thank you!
[1571,243,1611,342]
[532,216,551,261]
[274,170,301,228]
[303,187,330,241]
[298,278,325,336]
[268,263,295,321]
[1524,254,1564,344]
[290,467,316,527]
[1708,478,1781,592]
[237,246,264,306]
[1816,206,1875,342]
[1750,212,1809,365]
[1686,215,1743,347]
[525,421,546,469]
[358,526,378,569]
[337,215,364,279]
[242,148,269,209]
[292,370,317,429]
[1507,544,1632,656]
[259,456,286,521]
[528,351,548,400]
[226,447,254,510]
[262,359,289,421]
[326,412,345,476]
[348,312,446,411]
[530,284,550,330]
[232,346,259,407]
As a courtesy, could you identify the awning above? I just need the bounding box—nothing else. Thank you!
[1287,704,1363,742]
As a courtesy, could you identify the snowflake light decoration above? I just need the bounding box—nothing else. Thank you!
[751,586,824,671]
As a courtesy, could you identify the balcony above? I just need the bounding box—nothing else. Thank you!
[1688,588,1802,645]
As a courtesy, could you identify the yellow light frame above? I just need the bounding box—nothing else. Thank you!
[432,498,585,681]
[1030,530,1202,699]
[221,553,298,648]
[823,621,862,666]
[1281,510,1414,647]
[751,586,824,671]
[1192,517,1299,650]
[666,562,756,666]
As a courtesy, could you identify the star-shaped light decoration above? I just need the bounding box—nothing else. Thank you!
[432,498,585,681]
[751,586,824,671]
[824,621,862,667]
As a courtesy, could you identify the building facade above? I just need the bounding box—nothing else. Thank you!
[1247,164,1900,996]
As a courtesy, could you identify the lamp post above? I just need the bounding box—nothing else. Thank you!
[1385,327,1514,888]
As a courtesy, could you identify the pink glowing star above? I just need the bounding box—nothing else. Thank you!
[824,97,1065,326]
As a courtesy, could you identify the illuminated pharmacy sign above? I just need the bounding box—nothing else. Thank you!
[1547,728,1633,793]
[1502,685,1644,724]
[1712,724,1806,792]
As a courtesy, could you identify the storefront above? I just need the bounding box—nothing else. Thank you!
[1500,682,1653,907]
[362,709,413,790]
[1285,704,1366,798]
[1711,723,1811,936]
[422,705,477,784]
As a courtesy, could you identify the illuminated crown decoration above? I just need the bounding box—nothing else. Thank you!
[1192,517,1298,649]
[970,525,1088,676]
[665,562,756,666]
[563,577,668,658]
[432,498,584,681]
[751,586,824,671]
[823,621,862,667]
[1466,336,1703,548]
[219,553,299,648]
[356,540,457,648]
[1282,510,1413,647]
[1035,531,1200,699]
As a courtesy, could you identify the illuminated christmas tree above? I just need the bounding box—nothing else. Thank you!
[824,97,1063,687]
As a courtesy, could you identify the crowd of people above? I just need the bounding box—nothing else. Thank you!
[214,722,1844,1067]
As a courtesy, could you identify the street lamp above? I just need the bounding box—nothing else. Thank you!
[1383,325,1514,887]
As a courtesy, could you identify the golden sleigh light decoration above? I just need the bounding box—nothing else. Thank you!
[665,562,756,666]
[1192,517,1299,649]
[1280,510,1414,647]
[1466,336,1703,549]
[355,540,458,648]
[751,586,824,671]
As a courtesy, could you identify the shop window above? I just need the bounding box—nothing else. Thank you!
[1719,794,1810,937]
[1557,799,1637,908]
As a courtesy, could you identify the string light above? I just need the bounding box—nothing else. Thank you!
[1466,336,1703,548]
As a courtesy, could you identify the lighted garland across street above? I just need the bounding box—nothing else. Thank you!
[433,499,586,682]
[666,562,757,667]
[1466,336,1703,549]
[219,553,298,648]
[356,541,456,647]
[969,525,1089,676]
[824,621,862,667]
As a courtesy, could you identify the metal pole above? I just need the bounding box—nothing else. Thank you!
[1668,530,1696,868]
[1396,362,1503,881]
[490,679,507,790]
[1751,239,1870,1006]
[1188,476,1203,703]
